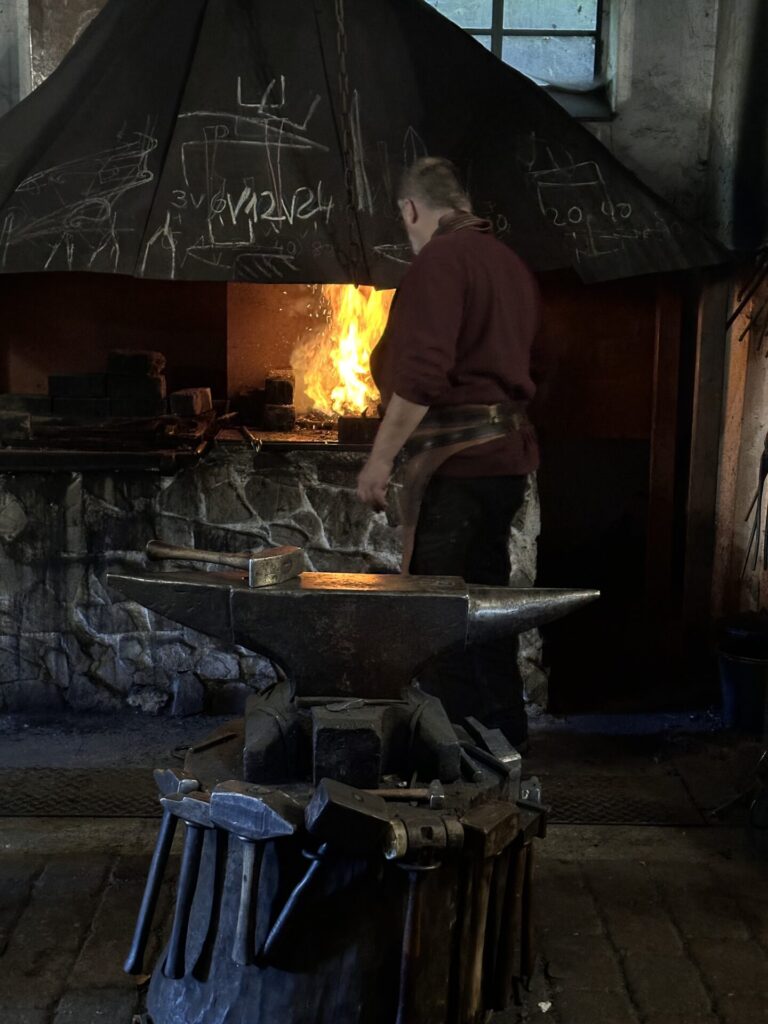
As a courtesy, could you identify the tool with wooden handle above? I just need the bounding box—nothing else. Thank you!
[146,540,305,588]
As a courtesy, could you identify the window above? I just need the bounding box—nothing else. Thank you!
[426,1,603,87]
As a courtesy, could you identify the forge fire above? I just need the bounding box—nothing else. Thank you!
[291,285,394,418]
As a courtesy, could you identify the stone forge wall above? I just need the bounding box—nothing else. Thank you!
[0,447,543,715]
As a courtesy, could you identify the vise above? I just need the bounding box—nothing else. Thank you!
[108,541,597,1024]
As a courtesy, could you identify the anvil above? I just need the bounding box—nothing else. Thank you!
[107,567,598,699]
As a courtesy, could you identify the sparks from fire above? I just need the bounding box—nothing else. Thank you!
[291,285,394,417]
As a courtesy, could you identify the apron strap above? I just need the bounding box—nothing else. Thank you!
[395,403,528,574]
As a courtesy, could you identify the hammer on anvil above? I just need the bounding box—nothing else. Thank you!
[209,782,304,966]
[108,552,599,700]
[146,540,305,589]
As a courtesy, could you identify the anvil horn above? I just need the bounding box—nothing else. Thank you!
[467,588,600,644]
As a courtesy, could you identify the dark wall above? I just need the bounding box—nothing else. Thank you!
[532,271,664,711]
[0,272,228,397]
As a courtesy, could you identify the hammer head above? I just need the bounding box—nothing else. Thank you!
[305,778,392,854]
[247,547,305,588]
[209,781,303,840]
[153,767,199,798]
[161,791,213,828]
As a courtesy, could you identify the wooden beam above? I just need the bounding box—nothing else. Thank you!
[646,279,682,607]
[683,274,732,628]
[711,290,750,619]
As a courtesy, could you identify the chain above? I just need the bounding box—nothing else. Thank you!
[333,0,365,284]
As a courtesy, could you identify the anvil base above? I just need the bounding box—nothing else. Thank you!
[139,706,543,1024]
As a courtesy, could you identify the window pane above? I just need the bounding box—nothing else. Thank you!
[425,0,493,29]
[504,1,598,31]
[502,35,596,83]
[471,33,493,50]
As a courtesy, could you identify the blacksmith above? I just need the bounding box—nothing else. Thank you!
[356,156,540,747]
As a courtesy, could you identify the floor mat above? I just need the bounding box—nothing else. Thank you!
[0,768,162,817]
[541,773,707,825]
[0,767,707,825]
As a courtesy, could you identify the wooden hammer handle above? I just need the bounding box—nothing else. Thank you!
[147,540,250,571]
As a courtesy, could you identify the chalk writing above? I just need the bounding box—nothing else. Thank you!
[517,132,676,265]
[1,125,157,272]
[140,75,337,279]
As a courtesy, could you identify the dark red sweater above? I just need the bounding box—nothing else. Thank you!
[370,218,541,477]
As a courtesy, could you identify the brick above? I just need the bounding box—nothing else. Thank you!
[36,857,111,899]
[0,394,51,414]
[69,876,170,989]
[582,860,659,906]
[107,374,166,400]
[169,388,213,417]
[0,1003,50,1024]
[666,895,751,940]
[710,861,768,901]
[263,404,296,431]
[717,994,768,1024]
[0,411,32,440]
[536,859,587,888]
[0,864,105,1004]
[736,896,768,945]
[9,897,93,954]
[647,862,717,894]
[543,938,624,990]
[0,941,79,1005]
[53,986,139,1022]
[554,988,639,1024]
[643,1016,720,1024]
[48,374,106,399]
[602,906,683,954]
[688,939,768,995]
[0,858,43,910]
[536,888,604,938]
[264,370,294,406]
[623,954,711,1016]
[51,397,111,418]
[112,855,155,883]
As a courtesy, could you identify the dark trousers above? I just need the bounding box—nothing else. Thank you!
[410,474,529,745]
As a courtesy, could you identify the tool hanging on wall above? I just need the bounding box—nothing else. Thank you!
[742,431,768,576]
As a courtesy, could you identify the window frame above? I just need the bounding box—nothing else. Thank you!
[460,0,605,82]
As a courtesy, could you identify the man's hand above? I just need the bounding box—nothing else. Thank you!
[356,455,393,511]
[355,393,429,511]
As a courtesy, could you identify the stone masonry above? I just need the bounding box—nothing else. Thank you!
[0,445,543,714]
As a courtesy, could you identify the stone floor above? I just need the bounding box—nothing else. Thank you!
[1,712,766,1024]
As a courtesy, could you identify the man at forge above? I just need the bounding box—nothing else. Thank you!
[356,157,540,747]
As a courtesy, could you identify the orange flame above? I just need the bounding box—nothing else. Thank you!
[292,285,394,416]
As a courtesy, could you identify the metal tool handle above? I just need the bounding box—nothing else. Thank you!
[260,845,327,959]
[164,823,205,980]
[232,839,264,967]
[124,809,178,975]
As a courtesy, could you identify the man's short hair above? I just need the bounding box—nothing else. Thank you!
[398,157,473,213]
